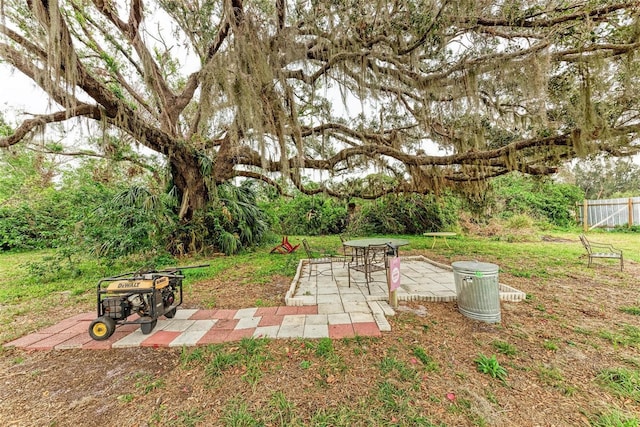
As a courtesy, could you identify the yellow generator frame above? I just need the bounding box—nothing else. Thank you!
[88,265,207,340]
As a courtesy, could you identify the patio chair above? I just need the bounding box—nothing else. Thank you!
[579,234,623,271]
[340,234,358,266]
[302,239,334,283]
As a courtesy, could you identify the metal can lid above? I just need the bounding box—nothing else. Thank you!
[451,260,499,275]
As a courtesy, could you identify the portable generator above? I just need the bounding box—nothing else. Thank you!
[88,265,208,341]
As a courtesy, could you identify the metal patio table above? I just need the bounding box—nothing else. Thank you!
[344,238,409,294]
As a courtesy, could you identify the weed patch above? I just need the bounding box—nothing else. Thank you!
[491,340,517,356]
[380,356,418,382]
[221,399,260,426]
[194,339,271,387]
[589,408,640,427]
[543,339,560,351]
[267,391,298,426]
[599,324,640,348]
[175,408,207,427]
[620,306,640,316]
[133,373,165,395]
[596,367,640,402]
[180,346,206,368]
[412,346,440,372]
[377,380,409,412]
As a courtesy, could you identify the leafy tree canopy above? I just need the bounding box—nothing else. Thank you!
[571,157,640,199]
[1,0,640,226]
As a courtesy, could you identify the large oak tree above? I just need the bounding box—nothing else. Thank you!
[2,0,640,222]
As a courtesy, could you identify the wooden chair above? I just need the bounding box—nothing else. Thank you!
[302,239,334,283]
[579,234,623,271]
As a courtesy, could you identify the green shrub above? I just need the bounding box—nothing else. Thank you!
[488,173,583,227]
[0,205,46,250]
[260,193,348,236]
[506,214,535,229]
[82,185,173,259]
[347,193,459,236]
[0,156,270,259]
[474,354,508,382]
[170,181,270,255]
[0,180,116,250]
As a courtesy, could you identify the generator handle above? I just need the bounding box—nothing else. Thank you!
[157,264,210,272]
[96,264,210,285]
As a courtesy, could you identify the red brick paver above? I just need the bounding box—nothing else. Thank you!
[226,328,256,341]
[213,309,237,320]
[255,307,279,316]
[329,323,355,339]
[258,315,284,327]
[352,322,382,337]
[26,333,81,351]
[141,331,181,348]
[189,309,218,320]
[82,331,130,350]
[297,305,318,315]
[198,328,231,344]
[6,333,51,348]
[55,333,94,350]
[211,319,239,330]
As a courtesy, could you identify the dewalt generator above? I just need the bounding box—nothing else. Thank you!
[88,265,208,340]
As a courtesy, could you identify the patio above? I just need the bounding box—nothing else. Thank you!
[286,255,527,331]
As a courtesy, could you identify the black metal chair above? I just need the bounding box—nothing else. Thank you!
[339,234,357,267]
[302,239,334,283]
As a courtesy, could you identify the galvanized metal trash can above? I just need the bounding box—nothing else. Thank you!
[452,261,501,323]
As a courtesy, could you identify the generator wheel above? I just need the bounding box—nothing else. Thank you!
[89,316,116,341]
[164,307,177,318]
[140,317,157,334]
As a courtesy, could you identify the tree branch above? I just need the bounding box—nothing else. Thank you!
[467,2,637,28]
[0,106,99,148]
[233,170,287,196]
[91,0,182,134]
[31,146,161,181]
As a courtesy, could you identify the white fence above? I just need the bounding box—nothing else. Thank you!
[576,197,640,230]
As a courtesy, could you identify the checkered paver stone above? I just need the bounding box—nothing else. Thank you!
[3,305,381,351]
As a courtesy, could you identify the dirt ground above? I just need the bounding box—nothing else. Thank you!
[1,246,639,426]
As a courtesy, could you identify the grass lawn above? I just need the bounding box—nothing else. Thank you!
[1,230,639,426]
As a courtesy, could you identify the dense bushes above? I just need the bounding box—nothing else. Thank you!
[261,192,459,237]
[261,194,348,236]
[196,181,270,255]
[82,185,173,258]
[487,174,583,228]
[0,204,49,250]
[0,169,118,250]
[0,155,272,258]
[81,181,270,257]
[346,193,460,235]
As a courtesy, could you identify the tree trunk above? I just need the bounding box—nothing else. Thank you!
[169,150,208,222]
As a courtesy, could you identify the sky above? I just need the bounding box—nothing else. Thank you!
[1,63,97,159]
[1,65,50,118]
